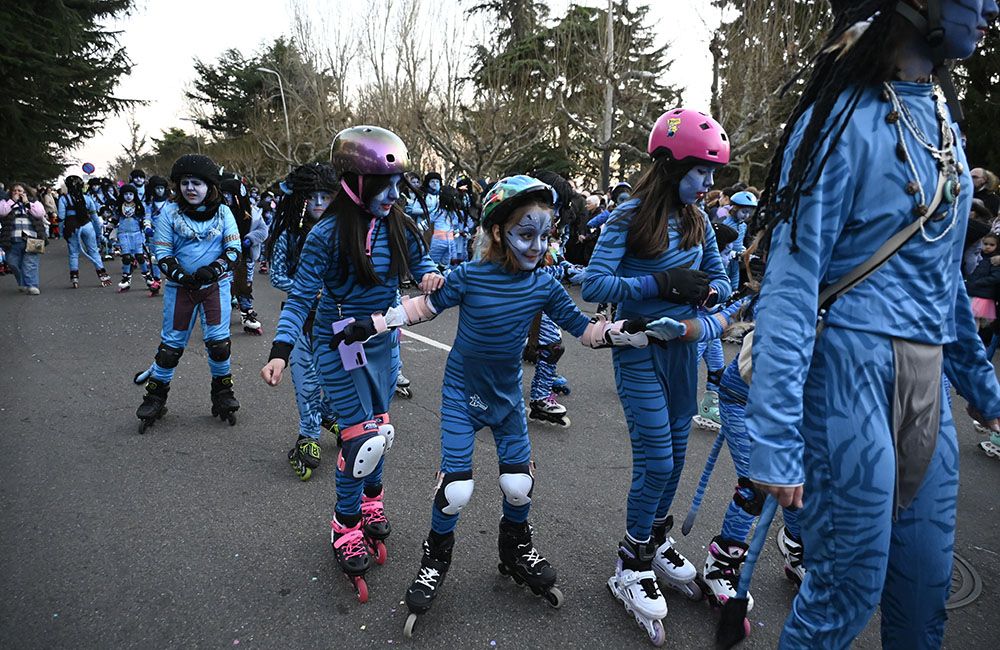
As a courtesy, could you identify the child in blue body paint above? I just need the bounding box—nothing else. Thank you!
[746,2,1000,648]
[135,154,242,431]
[58,175,110,288]
[333,174,710,633]
[112,183,151,293]
[141,175,171,295]
[583,107,733,641]
[260,127,443,603]
[266,162,343,481]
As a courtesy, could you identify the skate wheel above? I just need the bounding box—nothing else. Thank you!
[373,541,387,565]
[138,421,149,435]
[559,416,571,428]
[403,613,418,638]
[227,414,236,426]
[784,567,802,587]
[650,619,665,646]
[743,617,751,637]
[497,562,509,576]
[543,586,564,609]
[354,576,368,603]
[686,576,705,601]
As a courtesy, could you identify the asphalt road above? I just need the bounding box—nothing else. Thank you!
[2,243,998,649]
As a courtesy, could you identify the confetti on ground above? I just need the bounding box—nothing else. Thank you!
[233,640,240,645]
[361,625,367,631]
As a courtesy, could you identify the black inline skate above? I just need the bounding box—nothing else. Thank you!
[395,371,413,399]
[528,394,570,427]
[497,518,564,607]
[241,308,263,335]
[97,268,112,287]
[332,515,372,603]
[210,374,239,425]
[70,270,79,289]
[287,436,321,481]
[136,379,170,434]
[117,273,131,292]
[403,530,455,638]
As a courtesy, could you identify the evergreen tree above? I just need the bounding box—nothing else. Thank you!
[955,26,999,173]
[0,0,134,183]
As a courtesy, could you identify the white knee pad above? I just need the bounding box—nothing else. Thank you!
[376,414,395,452]
[434,471,474,516]
[499,463,534,506]
[338,422,387,479]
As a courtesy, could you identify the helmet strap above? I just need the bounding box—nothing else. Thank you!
[340,176,365,209]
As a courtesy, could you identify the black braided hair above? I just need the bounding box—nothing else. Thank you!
[266,163,340,276]
[756,0,911,251]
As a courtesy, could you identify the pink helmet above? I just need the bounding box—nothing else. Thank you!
[647,108,730,165]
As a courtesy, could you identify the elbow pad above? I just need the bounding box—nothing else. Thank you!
[580,315,650,349]
[385,294,437,328]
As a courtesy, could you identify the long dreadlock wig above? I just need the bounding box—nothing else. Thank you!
[756,0,940,251]
[266,162,340,277]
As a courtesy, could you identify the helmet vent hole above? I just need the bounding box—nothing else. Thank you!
[707,150,718,157]
[699,122,710,130]
[386,154,395,163]
[721,133,728,141]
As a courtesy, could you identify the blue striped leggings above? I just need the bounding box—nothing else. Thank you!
[613,341,697,541]
[529,314,562,401]
[288,328,339,439]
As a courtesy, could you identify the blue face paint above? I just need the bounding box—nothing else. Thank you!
[428,179,441,195]
[941,0,996,60]
[133,177,145,187]
[307,190,334,219]
[180,177,208,206]
[504,206,552,270]
[733,207,754,223]
[679,166,717,205]
[617,191,631,203]
[154,186,166,199]
[367,175,402,218]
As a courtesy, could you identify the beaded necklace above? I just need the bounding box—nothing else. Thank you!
[881,81,963,243]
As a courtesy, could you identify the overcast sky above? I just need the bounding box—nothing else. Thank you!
[74,0,723,177]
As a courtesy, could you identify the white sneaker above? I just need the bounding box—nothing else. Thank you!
[27,286,40,295]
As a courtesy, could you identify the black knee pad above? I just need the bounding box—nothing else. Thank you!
[537,341,564,364]
[433,470,474,516]
[205,338,232,362]
[155,343,184,369]
[707,368,724,387]
[733,476,765,516]
[121,253,134,266]
[498,463,534,506]
[134,252,145,265]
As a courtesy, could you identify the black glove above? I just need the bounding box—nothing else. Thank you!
[158,256,199,287]
[330,316,378,349]
[653,268,710,305]
[193,259,227,284]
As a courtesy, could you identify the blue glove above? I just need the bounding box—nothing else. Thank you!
[644,316,687,342]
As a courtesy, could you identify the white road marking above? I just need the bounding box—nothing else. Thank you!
[400,328,452,352]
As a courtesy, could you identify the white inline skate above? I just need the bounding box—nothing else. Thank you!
[703,535,753,611]
[607,536,668,646]
[651,517,703,600]
[776,525,805,586]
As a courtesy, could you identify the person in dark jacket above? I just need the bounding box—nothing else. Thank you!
[967,233,1000,346]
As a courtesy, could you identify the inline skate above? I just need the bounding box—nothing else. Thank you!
[241,308,263,335]
[395,371,413,399]
[981,430,1000,458]
[145,272,160,296]
[288,436,321,481]
[97,268,112,287]
[528,394,570,427]
[651,516,703,601]
[551,375,571,396]
[776,525,805,586]
[693,391,722,431]
[136,379,169,434]
[361,487,391,565]
[403,530,454,637]
[703,535,753,610]
[210,374,239,425]
[607,535,668,646]
[497,518,564,607]
[331,515,372,603]
[117,273,131,292]
[70,270,79,289]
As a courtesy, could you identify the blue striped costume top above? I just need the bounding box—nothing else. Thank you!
[268,229,299,295]
[582,198,732,320]
[152,202,240,281]
[428,261,591,359]
[746,82,1000,485]
[275,214,437,345]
